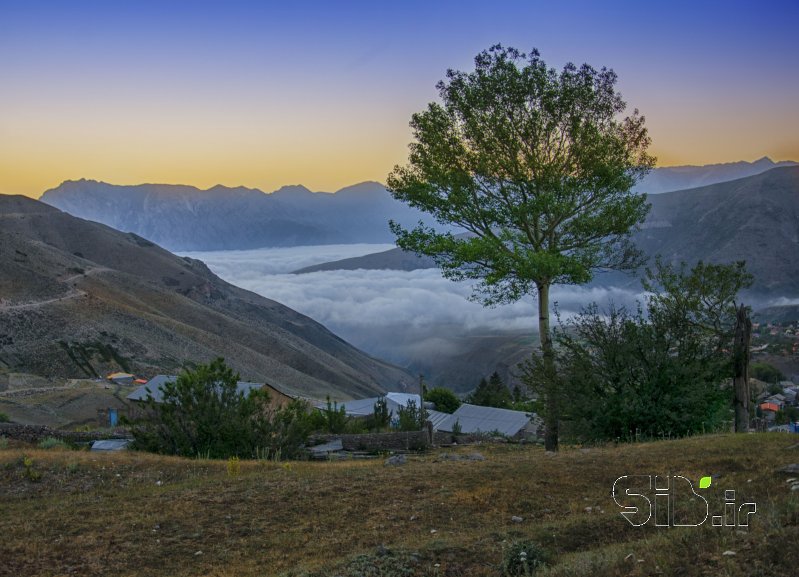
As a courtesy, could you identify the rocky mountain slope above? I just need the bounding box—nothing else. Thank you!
[0,195,412,399]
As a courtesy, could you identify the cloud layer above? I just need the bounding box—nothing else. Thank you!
[186,245,645,367]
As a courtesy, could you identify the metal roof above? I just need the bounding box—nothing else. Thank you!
[127,375,263,403]
[426,409,454,430]
[437,403,534,437]
[91,439,131,451]
[315,393,424,417]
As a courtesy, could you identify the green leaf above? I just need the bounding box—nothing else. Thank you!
[699,476,712,489]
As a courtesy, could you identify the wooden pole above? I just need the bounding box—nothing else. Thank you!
[733,304,752,432]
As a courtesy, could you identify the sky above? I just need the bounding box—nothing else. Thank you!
[1,0,798,198]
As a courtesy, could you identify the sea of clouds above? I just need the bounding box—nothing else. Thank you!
[182,245,645,366]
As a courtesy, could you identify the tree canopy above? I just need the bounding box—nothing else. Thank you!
[387,45,655,450]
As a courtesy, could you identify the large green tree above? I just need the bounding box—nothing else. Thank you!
[387,45,655,450]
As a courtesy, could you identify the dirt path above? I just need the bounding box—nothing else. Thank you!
[0,266,112,311]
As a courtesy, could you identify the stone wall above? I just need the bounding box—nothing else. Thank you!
[0,423,127,444]
[433,431,487,446]
[339,430,430,451]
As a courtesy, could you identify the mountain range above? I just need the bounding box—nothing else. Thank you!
[296,167,799,297]
[633,156,797,194]
[0,195,413,399]
[40,180,438,251]
[39,158,795,252]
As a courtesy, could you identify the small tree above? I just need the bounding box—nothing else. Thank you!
[468,372,513,408]
[396,399,426,431]
[372,396,391,430]
[425,387,461,413]
[316,396,350,434]
[388,45,655,450]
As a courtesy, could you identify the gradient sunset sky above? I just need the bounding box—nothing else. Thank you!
[1,0,797,198]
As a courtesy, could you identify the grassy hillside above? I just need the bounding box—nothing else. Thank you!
[1,434,797,576]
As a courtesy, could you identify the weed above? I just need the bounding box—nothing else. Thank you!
[256,446,282,462]
[38,437,70,450]
[21,455,41,482]
[227,456,240,477]
[502,540,548,576]
[339,550,418,577]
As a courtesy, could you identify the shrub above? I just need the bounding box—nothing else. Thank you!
[0,411,10,423]
[38,437,70,450]
[21,455,41,482]
[130,358,311,459]
[227,456,241,477]
[502,540,548,576]
[308,397,351,434]
[425,387,461,413]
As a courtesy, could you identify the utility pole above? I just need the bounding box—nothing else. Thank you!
[418,373,425,429]
[733,303,752,432]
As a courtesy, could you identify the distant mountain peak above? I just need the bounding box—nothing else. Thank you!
[272,184,314,196]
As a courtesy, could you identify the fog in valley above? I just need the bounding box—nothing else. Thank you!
[184,245,648,385]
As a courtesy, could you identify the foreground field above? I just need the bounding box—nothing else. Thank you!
[1,434,797,577]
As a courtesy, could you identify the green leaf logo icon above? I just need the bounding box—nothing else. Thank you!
[699,476,712,489]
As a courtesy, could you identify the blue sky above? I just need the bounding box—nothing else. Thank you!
[1,0,797,196]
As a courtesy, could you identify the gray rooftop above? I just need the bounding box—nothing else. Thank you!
[91,439,131,451]
[426,409,455,430]
[315,392,423,417]
[127,375,264,403]
[437,403,535,437]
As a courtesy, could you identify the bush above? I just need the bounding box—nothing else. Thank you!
[502,540,548,576]
[308,397,350,434]
[0,411,10,423]
[425,387,461,413]
[38,437,70,450]
[524,260,752,443]
[130,358,311,459]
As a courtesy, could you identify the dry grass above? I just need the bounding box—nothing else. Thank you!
[1,434,797,576]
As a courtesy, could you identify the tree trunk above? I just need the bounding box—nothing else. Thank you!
[732,304,752,433]
[538,282,559,451]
